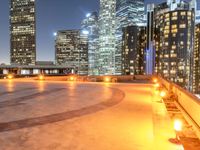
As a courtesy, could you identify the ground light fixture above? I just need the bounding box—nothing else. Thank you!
[169,119,183,145]
[69,76,76,81]
[7,74,14,79]
[174,119,183,132]
[153,78,158,83]
[154,83,160,88]
[104,77,111,82]
[160,91,166,98]
[38,74,45,80]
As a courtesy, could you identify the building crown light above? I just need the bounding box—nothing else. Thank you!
[86,13,91,17]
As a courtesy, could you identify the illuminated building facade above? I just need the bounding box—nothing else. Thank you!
[146,4,156,75]
[115,0,145,75]
[55,30,88,75]
[122,26,146,75]
[155,9,195,89]
[193,23,200,93]
[81,12,99,75]
[10,0,36,65]
[98,0,116,75]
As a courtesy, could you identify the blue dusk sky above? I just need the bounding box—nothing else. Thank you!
[0,0,163,64]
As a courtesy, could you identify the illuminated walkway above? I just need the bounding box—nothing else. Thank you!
[0,80,183,150]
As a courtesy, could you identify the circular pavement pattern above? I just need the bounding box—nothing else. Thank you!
[0,81,125,132]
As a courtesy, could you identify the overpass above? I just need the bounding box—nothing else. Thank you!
[0,75,199,150]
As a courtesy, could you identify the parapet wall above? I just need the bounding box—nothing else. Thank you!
[158,76,200,138]
[30,75,152,82]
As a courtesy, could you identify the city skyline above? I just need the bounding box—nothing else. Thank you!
[0,0,162,64]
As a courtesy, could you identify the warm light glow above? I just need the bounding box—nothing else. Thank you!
[7,74,13,79]
[104,77,111,82]
[153,78,158,83]
[154,83,160,88]
[154,90,159,95]
[174,119,182,132]
[38,75,44,80]
[69,76,76,81]
[160,91,166,98]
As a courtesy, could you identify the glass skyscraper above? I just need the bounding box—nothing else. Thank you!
[81,12,99,75]
[98,0,116,75]
[115,0,145,75]
[10,0,36,65]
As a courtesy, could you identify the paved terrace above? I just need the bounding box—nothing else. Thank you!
[0,78,185,150]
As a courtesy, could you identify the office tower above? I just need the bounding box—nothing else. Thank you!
[115,0,145,75]
[155,9,195,89]
[146,4,155,75]
[55,30,88,75]
[81,12,99,75]
[98,0,116,75]
[193,23,200,94]
[10,0,36,65]
[122,26,146,75]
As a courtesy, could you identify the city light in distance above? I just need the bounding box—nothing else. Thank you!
[86,13,91,17]
[82,30,89,35]
[53,32,57,36]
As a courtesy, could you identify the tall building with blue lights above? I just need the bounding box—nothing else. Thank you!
[81,12,99,75]
[115,0,145,75]
[146,4,155,75]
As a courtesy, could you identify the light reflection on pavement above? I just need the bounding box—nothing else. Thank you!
[0,80,184,150]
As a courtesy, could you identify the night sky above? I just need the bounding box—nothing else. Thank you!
[0,0,162,64]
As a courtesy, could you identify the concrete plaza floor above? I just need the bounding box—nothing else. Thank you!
[0,79,184,150]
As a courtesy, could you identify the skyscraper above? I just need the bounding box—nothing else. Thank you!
[122,26,146,75]
[193,23,200,93]
[55,30,88,75]
[98,0,116,75]
[146,4,156,75]
[10,0,36,65]
[155,7,195,89]
[116,0,145,75]
[81,12,99,75]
